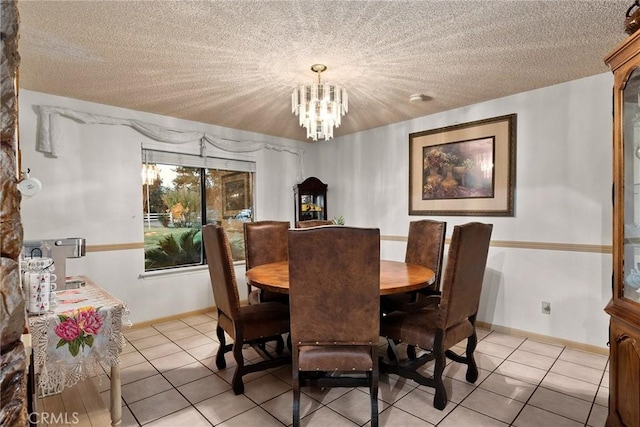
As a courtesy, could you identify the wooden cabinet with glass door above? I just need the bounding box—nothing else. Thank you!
[294,177,328,224]
[605,28,640,427]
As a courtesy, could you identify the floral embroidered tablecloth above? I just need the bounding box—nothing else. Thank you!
[28,276,130,397]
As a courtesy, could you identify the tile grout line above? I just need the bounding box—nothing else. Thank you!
[582,355,610,427]
[504,335,556,426]
[439,329,522,426]
[119,321,608,427]
[132,319,295,426]
[126,321,222,425]
[507,340,605,426]
[439,331,605,426]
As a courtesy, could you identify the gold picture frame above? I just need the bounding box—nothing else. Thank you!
[409,114,516,216]
[222,172,250,218]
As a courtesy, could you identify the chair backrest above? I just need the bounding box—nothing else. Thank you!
[296,220,333,228]
[203,224,240,321]
[438,222,493,330]
[243,221,290,270]
[288,226,380,344]
[405,220,447,290]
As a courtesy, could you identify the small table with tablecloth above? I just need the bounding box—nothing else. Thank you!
[27,275,129,427]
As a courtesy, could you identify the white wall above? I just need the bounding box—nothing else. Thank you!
[305,73,613,348]
[18,90,303,323]
[19,72,614,348]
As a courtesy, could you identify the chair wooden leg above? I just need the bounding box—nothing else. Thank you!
[275,335,285,354]
[215,325,228,369]
[433,333,448,410]
[465,332,479,383]
[254,342,269,357]
[231,333,246,395]
[407,345,417,360]
[369,369,379,427]
[386,338,399,362]
[292,370,301,427]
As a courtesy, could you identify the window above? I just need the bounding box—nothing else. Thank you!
[142,150,254,271]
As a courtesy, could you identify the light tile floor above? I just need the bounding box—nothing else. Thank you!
[92,312,609,426]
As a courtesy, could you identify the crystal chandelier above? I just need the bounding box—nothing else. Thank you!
[291,64,348,141]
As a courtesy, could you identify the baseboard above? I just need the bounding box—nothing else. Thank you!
[476,321,609,356]
[128,301,253,329]
[129,306,217,329]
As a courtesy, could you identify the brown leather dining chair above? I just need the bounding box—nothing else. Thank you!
[380,222,492,410]
[288,226,380,427]
[295,219,333,228]
[380,219,447,314]
[243,220,290,305]
[202,224,290,394]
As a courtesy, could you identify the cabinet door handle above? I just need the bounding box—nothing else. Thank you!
[616,333,640,358]
[616,333,629,343]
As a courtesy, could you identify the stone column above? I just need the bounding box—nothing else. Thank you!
[1,1,28,425]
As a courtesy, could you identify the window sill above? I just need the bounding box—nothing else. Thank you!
[138,261,245,279]
[139,265,208,279]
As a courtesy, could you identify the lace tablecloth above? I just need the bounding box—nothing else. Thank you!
[28,275,130,397]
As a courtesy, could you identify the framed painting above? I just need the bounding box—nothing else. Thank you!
[222,172,250,218]
[409,114,516,216]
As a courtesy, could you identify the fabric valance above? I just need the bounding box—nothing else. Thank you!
[34,105,304,177]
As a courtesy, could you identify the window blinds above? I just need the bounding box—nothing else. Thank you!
[142,149,256,173]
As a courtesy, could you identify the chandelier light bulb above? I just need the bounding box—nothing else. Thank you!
[291,64,348,141]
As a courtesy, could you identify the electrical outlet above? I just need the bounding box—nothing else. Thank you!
[541,301,551,315]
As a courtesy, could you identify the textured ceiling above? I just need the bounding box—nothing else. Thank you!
[16,1,632,142]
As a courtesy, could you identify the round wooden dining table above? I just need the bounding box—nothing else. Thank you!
[246,260,435,295]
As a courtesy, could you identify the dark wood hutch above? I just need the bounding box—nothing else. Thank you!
[294,177,328,224]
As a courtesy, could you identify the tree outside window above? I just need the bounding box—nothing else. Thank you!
[142,163,253,271]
